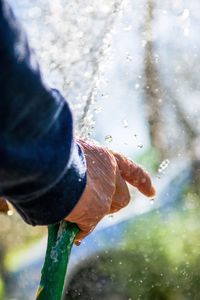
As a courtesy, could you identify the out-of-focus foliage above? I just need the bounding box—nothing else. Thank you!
[0,212,46,264]
[136,147,161,173]
[1,0,200,298]
[66,186,200,300]
[0,276,4,300]
[98,188,200,299]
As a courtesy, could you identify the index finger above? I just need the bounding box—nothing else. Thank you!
[74,224,95,246]
[112,152,156,197]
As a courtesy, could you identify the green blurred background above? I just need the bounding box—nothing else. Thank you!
[1,0,200,299]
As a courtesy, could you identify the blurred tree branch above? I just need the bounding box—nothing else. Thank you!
[143,0,167,158]
[143,0,200,192]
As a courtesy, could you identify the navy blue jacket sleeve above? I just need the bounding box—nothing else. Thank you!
[0,0,87,225]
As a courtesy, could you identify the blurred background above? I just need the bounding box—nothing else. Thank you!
[1,0,200,299]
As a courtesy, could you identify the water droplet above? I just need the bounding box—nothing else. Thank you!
[142,40,147,47]
[135,83,140,89]
[92,160,96,164]
[126,54,133,62]
[157,159,170,174]
[123,25,132,32]
[105,135,113,143]
[122,119,128,128]
[181,9,190,20]
[137,143,143,149]
[7,210,13,216]
[150,198,155,205]
[78,178,82,182]
[94,106,103,113]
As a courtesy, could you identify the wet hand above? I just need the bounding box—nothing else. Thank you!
[65,139,156,245]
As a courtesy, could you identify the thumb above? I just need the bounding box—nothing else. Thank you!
[112,152,156,197]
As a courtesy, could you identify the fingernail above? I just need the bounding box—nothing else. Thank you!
[75,240,81,246]
[149,186,156,197]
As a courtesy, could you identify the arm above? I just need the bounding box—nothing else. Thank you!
[0,0,86,225]
[0,0,156,236]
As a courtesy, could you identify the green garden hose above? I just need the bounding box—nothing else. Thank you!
[36,221,79,300]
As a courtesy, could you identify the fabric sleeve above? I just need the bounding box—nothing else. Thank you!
[0,0,87,225]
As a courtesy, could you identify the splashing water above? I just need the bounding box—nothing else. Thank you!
[122,119,129,128]
[133,133,144,149]
[94,106,103,113]
[150,198,155,205]
[126,53,133,62]
[137,143,143,149]
[158,159,170,174]
[105,135,113,143]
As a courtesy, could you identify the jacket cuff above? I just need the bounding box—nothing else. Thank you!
[10,143,87,225]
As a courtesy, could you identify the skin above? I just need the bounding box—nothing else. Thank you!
[0,139,156,245]
[65,139,156,246]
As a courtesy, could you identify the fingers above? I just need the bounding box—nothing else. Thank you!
[74,224,95,246]
[74,173,131,244]
[67,139,155,247]
[110,170,130,213]
[112,152,156,197]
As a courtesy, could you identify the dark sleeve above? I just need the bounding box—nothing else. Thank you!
[0,0,87,225]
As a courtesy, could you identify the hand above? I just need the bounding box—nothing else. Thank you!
[65,139,156,245]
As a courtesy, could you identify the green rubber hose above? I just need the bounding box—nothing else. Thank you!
[36,221,79,300]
